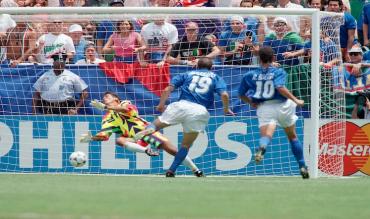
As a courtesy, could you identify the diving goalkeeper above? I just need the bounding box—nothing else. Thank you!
[80,91,203,177]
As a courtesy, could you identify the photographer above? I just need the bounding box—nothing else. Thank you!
[352,90,370,119]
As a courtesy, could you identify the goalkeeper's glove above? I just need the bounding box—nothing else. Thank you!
[90,99,106,111]
[80,132,93,143]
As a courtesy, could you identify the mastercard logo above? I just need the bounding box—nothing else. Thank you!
[319,121,370,176]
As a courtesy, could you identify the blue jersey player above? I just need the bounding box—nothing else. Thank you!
[238,46,309,179]
[135,57,234,177]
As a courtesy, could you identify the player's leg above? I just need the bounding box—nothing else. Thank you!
[255,123,276,163]
[283,125,309,179]
[255,102,278,163]
[116,137,159,156]
[134,102,183,141]
[279,99,309,179]
[153,133,203,177]
[166,131,199,177]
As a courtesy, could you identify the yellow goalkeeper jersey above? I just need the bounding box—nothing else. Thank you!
[99,102,149,139]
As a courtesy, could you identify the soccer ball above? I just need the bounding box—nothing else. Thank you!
[69,151,87,167]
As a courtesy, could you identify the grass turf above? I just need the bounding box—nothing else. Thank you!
[0,174,369,219]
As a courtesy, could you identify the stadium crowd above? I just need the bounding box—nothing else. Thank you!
[0,0,370,118]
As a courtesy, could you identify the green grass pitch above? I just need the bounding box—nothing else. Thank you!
[0,174,369,219]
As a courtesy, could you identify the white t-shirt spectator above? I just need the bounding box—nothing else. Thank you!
[36,33,75,64]
[75,58,106,64]
[141,22,178,53]
[33,69,88,102]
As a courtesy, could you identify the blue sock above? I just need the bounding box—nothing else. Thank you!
[259,136,271,148]
[290,139,306,168]
[169,147,188,173]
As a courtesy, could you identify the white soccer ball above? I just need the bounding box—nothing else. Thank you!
[69,151,87,167]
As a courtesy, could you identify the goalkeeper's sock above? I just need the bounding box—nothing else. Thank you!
[259,136,271,149]
[182,156,198,172]
[123,141,147,153]
[290,139,306,168]
[169,147,188,173]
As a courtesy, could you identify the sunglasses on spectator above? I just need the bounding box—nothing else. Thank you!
[186,28,197,32]
[349,52,362,56]
[53,21,63,24]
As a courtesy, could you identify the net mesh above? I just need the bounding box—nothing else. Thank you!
[0,10,345,176]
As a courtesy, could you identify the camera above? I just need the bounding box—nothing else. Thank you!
[356,90,370,99]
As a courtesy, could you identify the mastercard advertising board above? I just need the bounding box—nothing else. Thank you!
[319,120,370,176]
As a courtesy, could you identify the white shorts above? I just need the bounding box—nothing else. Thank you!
[158,100,210,133]
[256,99,298,128]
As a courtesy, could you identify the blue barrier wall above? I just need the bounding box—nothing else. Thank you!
[0,115,303,175]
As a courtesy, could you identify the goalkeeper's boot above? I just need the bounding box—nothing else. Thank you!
[194,170,204,177]
[300,166,310,179]
[165,170,175,177]
[255,147,266,164]
[145,148,159,157]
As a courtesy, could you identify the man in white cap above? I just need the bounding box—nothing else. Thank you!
[263,17,304,66]
[69,24,92,63]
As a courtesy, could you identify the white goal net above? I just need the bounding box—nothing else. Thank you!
[0,7,345,177]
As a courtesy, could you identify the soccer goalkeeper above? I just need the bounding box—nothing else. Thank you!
[80,91,203,177]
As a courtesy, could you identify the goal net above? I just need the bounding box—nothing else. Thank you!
[0,7,345,177]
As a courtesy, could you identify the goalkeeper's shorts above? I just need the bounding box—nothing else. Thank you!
[141,132,168,149]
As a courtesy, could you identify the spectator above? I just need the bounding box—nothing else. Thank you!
[76,44,106,64]
[81,21,97,44]
[35,20,75,64]
[277,0,304,34]
[362,2,370,48]
[173,0,215,7]
[0,14,16,64]
[303,27,341,68]
[103,20,145,63]
[261,0,278,37]
[239,0,265,43]
[69,24,92,64]
[263,17,304,66]
[62,0,85,6]
[141,18,178,66]
[32,53,88,115]
[34,0,47,6]
[343,46,370,119]
[301,0,325,41]
[96,0,125,60]
[345,46,370,77]
[219,15,258,65]
[204,33,222,64]
[326,0,357,62]
[10,23,46,66]
[167,21,220,66]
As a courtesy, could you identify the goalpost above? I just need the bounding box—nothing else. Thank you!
[0,7,345,178]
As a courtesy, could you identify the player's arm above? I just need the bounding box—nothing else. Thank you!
[80,128,115,143]
[90,99,131,113]
[276,87,304,107]
[220,91,234,115]
[156,85,175,112]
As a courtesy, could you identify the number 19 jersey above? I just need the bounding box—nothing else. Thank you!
[171,69,227,109]
[238,66,287,103]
